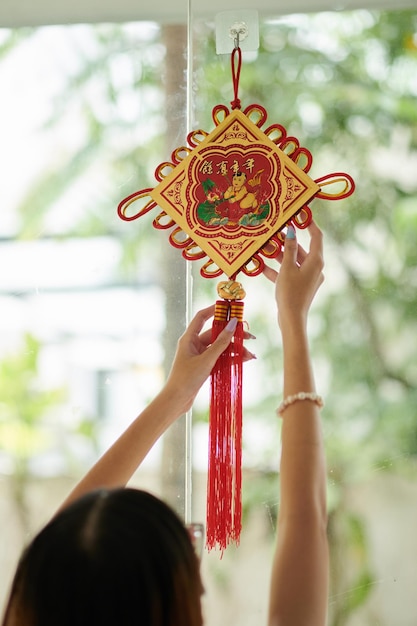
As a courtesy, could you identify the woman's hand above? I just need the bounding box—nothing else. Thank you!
[164,305,256,415]
[263,221,324,332]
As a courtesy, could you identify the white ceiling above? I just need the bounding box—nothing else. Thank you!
[0,0,415,28]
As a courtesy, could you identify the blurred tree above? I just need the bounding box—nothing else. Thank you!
[0,335,65,534]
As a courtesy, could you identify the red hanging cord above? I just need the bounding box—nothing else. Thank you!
[231,46,242,110]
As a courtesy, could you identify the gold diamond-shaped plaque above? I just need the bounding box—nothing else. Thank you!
[150,109,320,277]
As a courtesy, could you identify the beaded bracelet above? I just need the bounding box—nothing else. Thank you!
[277,391,324,416]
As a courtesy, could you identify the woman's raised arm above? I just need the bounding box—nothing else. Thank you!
[264,222,329,626]
[58,306,254,512]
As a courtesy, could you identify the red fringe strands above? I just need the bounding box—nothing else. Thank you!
[206,299,244,553]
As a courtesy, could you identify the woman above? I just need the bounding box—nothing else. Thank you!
[2,221,328,626]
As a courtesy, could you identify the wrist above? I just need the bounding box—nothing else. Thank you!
[279,316,308,343]
[157,381,194,419]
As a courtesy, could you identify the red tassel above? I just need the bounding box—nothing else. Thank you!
[206,299,244,553]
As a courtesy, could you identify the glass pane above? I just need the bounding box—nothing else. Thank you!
[0,8,193,606]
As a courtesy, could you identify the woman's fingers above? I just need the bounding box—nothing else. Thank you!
[307,221,324,265]
[299,223,324,281]
[185,305,215,337]
[263,222,322,277]
[263,264,279,283]
[194,318,257,362]
[281,225,298,266]
[295,244,308,266]
[242,346,257,362]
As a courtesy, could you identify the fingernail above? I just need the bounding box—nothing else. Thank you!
[286,225,296,239]
[250,352,257,360]
[247,333,257,339]
[225,317,238,332]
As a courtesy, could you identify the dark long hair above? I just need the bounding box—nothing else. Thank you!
[3,488,203,626]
